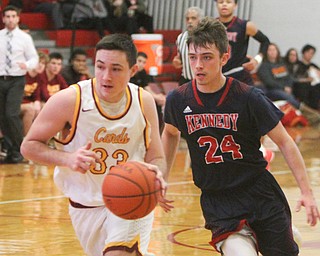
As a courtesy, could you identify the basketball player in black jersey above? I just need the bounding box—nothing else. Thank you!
[161,17,319,256]
[215,0,270,85]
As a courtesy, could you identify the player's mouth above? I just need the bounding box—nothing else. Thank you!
[102,84,113,90]
[195,73,206,79]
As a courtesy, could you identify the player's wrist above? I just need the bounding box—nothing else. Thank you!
[254,54,263,65]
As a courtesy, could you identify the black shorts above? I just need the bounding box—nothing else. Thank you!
[201,171,299,256]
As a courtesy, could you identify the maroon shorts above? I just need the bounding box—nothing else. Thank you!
[201,171,299,255]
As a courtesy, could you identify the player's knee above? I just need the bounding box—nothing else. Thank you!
[221,233,258,256]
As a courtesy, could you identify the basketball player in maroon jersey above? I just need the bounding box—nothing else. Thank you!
[215,0,270,85]
[161,17,319,255]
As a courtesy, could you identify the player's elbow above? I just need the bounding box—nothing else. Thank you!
[20,139,35,161]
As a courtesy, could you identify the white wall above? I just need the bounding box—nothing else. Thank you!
[247,0,320,64]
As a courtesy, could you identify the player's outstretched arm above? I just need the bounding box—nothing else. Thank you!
[161,123,181,180]
[141,89,174,211]
[267,122,320,226]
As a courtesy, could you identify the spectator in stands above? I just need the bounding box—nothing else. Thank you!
[61,48,92,85]
[284,48,301,78]
[257,43,320,125]
[215,0,270,85]
[0,5,38,163]
[21,52,48,136]
[38,52,68,104]
[173,6,204,85]
[103,0,139,35]
[257,43,297,107]
[130,52,166,133]
[32,0,71,29]
[284,48,315,95]
[125,0,153,33]
[292,44,320,110]
[70,0,108,38]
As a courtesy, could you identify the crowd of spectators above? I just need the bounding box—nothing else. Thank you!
[254,43,320,125]
[6,0,154,37]
[1,1,320,164]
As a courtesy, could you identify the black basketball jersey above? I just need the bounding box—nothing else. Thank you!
[164,77,283,192]
[222,16,249,73]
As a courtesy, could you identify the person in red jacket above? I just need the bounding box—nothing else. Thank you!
[38,52,68,104]
[21,51,48,136]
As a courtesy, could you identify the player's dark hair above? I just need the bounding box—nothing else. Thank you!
[215,0,238,3]
[284,48,298,63]
[2,5,20,16]
[187,17,228,57]
[137,52,148,59]
[49,52,63,61]
[301,44,316,54]
[96,34,137,68]
[69,48,87,63]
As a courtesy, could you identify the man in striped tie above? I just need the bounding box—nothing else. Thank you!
[0,5,38,163]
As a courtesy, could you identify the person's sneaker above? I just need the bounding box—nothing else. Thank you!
[4,152,26,164]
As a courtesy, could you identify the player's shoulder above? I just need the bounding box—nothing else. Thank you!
[168,81,190,95]
[230,77,252,92]
[234,16,247,25]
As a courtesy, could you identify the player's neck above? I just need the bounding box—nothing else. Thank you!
[45,69,56,82]
[218,15,235,24]
[197,76,226,93]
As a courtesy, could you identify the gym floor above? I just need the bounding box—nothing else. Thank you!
[0,126,319,255]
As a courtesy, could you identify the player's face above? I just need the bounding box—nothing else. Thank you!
[46,58,62,76]
[188,43,229,91]
[136,56,147,71]
[2,10,20,30]
[267,44,279,62]
[303,49,315,63]
[216,0,237,18]
[72,54,87,73]
[288,50,298,64]
[95,49,137,103]
[185,10,201,32]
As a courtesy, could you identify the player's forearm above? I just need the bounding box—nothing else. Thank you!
[161,130,180,180]
[21,140,70,167]
[147,156,167,179]
[278,139,313,195]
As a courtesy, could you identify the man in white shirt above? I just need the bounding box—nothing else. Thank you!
[0,5,38,163]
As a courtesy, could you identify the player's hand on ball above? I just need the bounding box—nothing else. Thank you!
[69,141,99,173]
[139,162,174,212]
[158,191,174,212]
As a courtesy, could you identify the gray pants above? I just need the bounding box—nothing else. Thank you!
[0,76,25,159]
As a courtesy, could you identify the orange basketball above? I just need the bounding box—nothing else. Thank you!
[102,161,161,220]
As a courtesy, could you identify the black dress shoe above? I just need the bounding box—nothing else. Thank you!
[4,154,25,164]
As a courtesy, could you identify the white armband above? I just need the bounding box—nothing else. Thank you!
[254,54,263,64]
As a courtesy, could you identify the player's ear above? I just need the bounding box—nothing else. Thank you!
[130,64,138,78]
[221,45,231,66]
